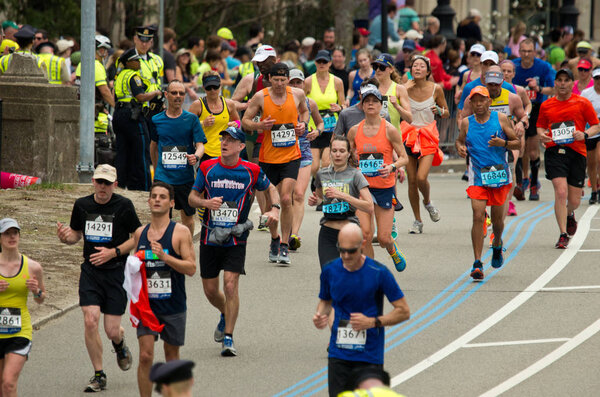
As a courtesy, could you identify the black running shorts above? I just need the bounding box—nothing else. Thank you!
[544,145,587,187]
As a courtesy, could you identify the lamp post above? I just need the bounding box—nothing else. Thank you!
[432,0,456,40]
[559,0,579,29]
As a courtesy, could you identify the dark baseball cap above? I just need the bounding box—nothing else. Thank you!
[269,62,290,78]
[220,127,246,143]
[315,50,331,62]
[372,53,394,68]
[402,40,416,51]
[202,74,221,88]
[555,68,574,81]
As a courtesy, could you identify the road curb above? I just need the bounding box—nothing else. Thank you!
[32,302,78,329]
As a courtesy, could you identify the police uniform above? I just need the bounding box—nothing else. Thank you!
[135,26,165,118]
[113,48,152,191]
[0,26,45,75]
[36,42,65,84]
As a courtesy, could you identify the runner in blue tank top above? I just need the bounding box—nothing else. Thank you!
[132,181,196,397]
[456,86,520,280]
[188,127,281,357]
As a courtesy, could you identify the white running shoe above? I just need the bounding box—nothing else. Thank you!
[409,220,423,234]
[424,202,441,222]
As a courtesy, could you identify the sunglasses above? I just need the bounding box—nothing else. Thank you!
[95,179,114,186]
[168,91,186,96]
[594,76,600,80]
[470,52,481,57]
[204,85,220,91]
[373,64,388,72]
[336,243,361,254]
[578,67,590,72]
[577,49,589,53]
[34,36,44,41]
[316,59,329,65]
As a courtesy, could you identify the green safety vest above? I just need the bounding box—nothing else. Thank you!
[38,53,63,84]
[114,69,141,103]
[238,61,255,78]
[0,50,45,74]
[138,51,164,92]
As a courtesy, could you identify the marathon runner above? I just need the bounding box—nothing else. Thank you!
[456,86,520,280]
[188,127,280,356]
[0,218,45,397]
[132,181,196,397]
[312,223,410,397]
[347,85,408,271]
[242,62,309,265]
[536,68,600,248]
[580,67,600,204]
[57,164,139,392]
[346,49,374,107]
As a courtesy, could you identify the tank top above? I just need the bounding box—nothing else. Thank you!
[260,86,301,164]
[409,84,436,127]
[381,81,401,129]
[0,255,32,340]
[308,73,339,133]
[254,75,266,144]
[466,112,511,188]
[298,98,311,156]
[199,96,230,157]
[137,222,186,315]
[350,69,375,106]
[489,88,511,116]
[354,119,395,189]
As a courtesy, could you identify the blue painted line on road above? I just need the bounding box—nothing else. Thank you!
[276,202,550,397]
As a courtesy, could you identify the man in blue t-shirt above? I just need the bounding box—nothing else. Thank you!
[188,126,280,357]
[150,80,207,236]
[313,223,410,397]
[512,38,556,201]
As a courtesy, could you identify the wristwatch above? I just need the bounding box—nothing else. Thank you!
[35,289,43,298]
[374,317,383,328]
[271,203,281,210]
[390,164,397,172]
[115,247,121,257]
[195,155,200,163]
[584,132,589,140]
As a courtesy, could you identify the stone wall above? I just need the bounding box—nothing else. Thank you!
[0,53,80,183]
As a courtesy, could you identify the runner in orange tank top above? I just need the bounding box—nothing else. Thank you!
[347,85,409,271]
[242,63,310,265]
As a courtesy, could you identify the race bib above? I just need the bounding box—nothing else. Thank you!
[85,214,113,243]
[380,96,389,118]
[162,146,188,169]
[359,153,384,177]
[147,270,172,299]
[211,201,239,227]
[0,308,21,334]
[320,111,337,133]
[323,201,350,214]
[551,121,575,145]
[490,104,510,115]
[525,88,537,100]
[481,164,509,187]
[335,320,366,351]
[271,123,296,147]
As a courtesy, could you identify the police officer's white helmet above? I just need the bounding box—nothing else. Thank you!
[95,35,112,50]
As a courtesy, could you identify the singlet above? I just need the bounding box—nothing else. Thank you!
[260,87,301,164]
[316,166,369,225]
[0,255,32,340]
[573,79,593,95]
[381,82,401,129]
[193,158,271,246]
[350,69,375,106]
[308,73,339,133]
[466,112,511,188]
[408,84,436,127]
[298,99,312,160]
[137,222,186,315]
[199,97,230,157]
[489,88,511,116]
[354,119,395,189]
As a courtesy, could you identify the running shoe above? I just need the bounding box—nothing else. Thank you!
[521,178,530,193]
[269,236,280,262]
[409,220,423,234]
[529,184,539,201]
[491,242,505,268]
[214,313,225,343]
[84,374,107,393]
[391,217,398,239]
[507,201,517,216]
[257,215,269,232]
[278,244,291,266]
[470,260,484,280]
[566,213,578,236]
[513,183,525,201]
[114,338,132,371]
[221,336,237,357]
[288,234,302,251]
[393,197,404,211]
[424,202,441,222]
[555,233,570,249]
[390,241,407,272]
[590,191,598,205]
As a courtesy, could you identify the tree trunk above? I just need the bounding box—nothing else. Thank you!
[334,0,362,64]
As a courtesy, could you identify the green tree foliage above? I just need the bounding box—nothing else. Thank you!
[0,0,80,39]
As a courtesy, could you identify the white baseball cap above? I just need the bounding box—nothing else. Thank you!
[0,218,20,233]
[469,44,485,55]
[592,68,600,79]
[252,45,276,62]
[289,69,305,82]
[481,51,499,64]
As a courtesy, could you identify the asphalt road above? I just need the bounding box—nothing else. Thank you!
[20,174,600,396]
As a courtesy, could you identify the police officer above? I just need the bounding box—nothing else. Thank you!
[75,35,115,108]
[0,25,45,75]
[113,48,161,191]
[149,360,195,397]
[36,41,69,84]
[134,25,166,118]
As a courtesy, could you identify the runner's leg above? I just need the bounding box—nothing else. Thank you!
[417,154,434,205]
[222,271,240,335]
[137,335,155,397]
[374,206,395,253]
[356,209,374,258]
[406,156,421,222]
[490,204,505,247]
[471,199,487,261]
[278,178,297,244]
[291,165,312,236]
[82,305,103,371]
[163,342,180,361]
[1,353,27,397]
[202,277,226,314]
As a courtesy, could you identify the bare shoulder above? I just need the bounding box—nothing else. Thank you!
[27,257,43,273]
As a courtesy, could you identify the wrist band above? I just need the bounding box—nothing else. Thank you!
[234,120,241,128]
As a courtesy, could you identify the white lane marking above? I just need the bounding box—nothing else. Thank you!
[541,285,600,291]
[588,229,600,231]
[463,338,570,348]
[578,249,600,252]
[480,319,600,396]
[390,205,599,387]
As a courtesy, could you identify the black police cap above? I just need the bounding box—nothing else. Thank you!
[14,25,36,40]
[120,48,141,64]
[149,360,195,384]
[136,26,156,41]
